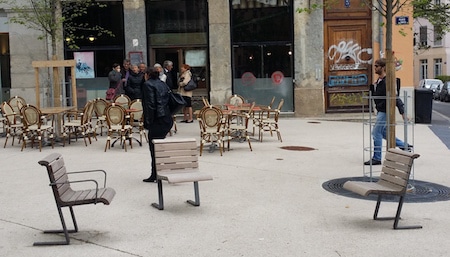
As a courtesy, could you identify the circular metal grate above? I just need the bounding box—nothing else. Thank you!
[322,177,450,203]
[280,146,316,151]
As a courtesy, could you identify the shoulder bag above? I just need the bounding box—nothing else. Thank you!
[184,77,197,91]
[167,88,186,115]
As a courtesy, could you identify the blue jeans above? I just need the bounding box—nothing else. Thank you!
[372,112,405,161]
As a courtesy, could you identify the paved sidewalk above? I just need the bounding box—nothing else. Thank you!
[1,117,450,257]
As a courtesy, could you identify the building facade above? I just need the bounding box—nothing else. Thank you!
[0,0,414,116]
[413,16,450,86]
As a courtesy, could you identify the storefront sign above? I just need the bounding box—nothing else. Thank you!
[271,71,284,85]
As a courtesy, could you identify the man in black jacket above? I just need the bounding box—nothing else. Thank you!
[163,60,177,90]
[365,58,412,165]
[141,67,173,182]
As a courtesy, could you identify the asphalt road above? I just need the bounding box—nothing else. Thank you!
[429,100,450,149]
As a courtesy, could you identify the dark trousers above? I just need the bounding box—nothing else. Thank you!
[147,116,173,180]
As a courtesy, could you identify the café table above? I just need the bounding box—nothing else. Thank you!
[40,106,77,138]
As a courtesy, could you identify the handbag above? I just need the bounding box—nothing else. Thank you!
[106,88,116,100]
[184,77,197,91]
[168,90,186,115]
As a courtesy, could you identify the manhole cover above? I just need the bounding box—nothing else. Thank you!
[280,146,316,151]
[323,177,450,203]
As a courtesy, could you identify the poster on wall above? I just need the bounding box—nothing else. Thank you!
[74,52,95,78]
[185,50,206,67]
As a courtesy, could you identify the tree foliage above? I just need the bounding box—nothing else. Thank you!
[413,0,450,39]
[6,0,114,54]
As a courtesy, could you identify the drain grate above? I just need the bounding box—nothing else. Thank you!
[280,146,316,151]
[322,177,450,203]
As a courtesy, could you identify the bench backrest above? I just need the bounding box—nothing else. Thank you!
[378,148,420,192]
[153,138,198,172]
[38,153,73,205]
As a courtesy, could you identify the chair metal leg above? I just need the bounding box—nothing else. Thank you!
[393,196,422,230]
[187,181,201,207]
[34,206,79,246]
[151,179,164,210]
[373,194,422,229]
[373,195,383,220]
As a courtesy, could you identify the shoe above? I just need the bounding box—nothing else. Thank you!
[180,120,188,123]
[186,120,194,123]
[143,178,156,183]
[364,159,381,165]
[399,144,413,151]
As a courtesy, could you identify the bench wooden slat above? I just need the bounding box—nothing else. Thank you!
[380,165,410,180]
[155,149,197,158]
[159,171,213,183]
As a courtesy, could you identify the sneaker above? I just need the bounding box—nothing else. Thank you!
[364,159,381,165]
[399,144,413,151]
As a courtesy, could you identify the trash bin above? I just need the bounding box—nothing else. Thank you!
[415,88,433,124]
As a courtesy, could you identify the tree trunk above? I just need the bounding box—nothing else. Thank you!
[385,0,396,149]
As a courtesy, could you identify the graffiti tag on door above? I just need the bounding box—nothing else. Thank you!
[328,40,372,71]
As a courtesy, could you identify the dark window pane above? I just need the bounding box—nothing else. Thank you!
[63,2,124,46]
[147,0,208,34]
[232,5,292,43]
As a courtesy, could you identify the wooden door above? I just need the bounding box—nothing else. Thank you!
[324,4,372,112]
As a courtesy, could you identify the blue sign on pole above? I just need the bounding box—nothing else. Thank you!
[395,16,409,25]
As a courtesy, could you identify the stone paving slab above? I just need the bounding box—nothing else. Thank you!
[1,117,450,256]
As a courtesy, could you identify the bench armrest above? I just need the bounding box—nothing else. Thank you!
[66,169,108,187]
[50,179,100,202]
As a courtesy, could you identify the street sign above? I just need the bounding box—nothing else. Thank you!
[395,16,409,25]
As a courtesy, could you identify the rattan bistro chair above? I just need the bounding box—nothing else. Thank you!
[129,99,147,143]
[226,102,255,152]
[113,94,131,109]
[197,106,226,156]
[104,103,133,152]
[255,98,284,142]
[1,101,24,148]
[62,101,97,147]
[93,98,109,136]
[21,104,54,151]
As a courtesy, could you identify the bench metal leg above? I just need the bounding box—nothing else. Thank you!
[151,179,164,210]
[34,206,79,246]
[187,181,200,207]
[373,195,422,230]
[393,196,422,230]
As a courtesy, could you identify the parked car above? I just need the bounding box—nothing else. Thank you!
[419,78,444,90]
[439,81,450,102]
[431,83,442,100]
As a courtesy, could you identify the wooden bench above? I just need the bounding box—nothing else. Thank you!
[152,138,213,210]
[35,153,116,245]
[343,148,421,229]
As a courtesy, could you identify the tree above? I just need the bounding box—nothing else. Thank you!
[7,0,113,58]
[365,0,409,148]
[4,0,113,107]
